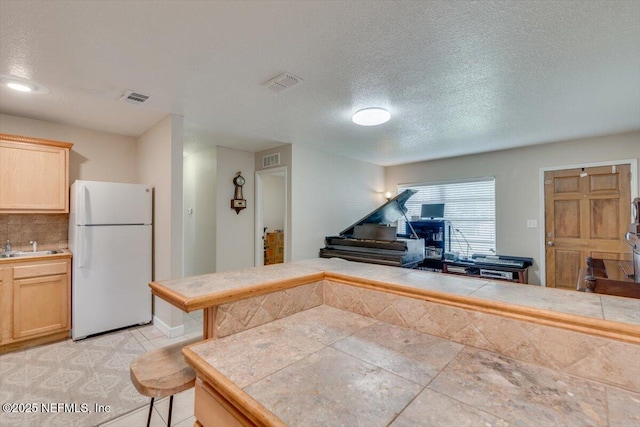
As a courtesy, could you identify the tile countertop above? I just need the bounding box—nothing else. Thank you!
[151,257,640,329]
[184,305,640,427]
[156,259,640,426]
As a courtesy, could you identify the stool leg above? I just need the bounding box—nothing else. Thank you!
[167,395,174,426]
[146,397,154,427]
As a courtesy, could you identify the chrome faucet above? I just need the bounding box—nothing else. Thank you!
[29,240,37,252]
[4,240,11,252]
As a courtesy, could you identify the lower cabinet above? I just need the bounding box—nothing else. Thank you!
[0,267,10,345]
[194,378,255,427]
[0,256,71,353]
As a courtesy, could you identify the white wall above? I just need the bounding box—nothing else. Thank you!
[0,113,137,183]
[215,146,255,272]
[183,147,217,276]
[291,144,385,261]
[137,115,184,333]
[263,174,285,232]
[385,131,640,285]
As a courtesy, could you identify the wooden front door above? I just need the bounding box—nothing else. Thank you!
[544,164,632,289]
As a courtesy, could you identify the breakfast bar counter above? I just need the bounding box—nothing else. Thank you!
[150,258,640,341]
[150,258,640,426]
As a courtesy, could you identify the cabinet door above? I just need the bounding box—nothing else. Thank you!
[0,140,70,213]
[13,274,69,339]
[195,378,249,427]
[0,268,11,343]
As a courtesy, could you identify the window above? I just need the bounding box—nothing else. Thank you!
[398,177,496,256]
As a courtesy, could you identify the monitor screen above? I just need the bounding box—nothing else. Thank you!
[421,203,445,219]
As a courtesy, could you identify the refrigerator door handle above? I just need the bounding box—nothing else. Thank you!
[78,183,87,225]
[77,226,87,268]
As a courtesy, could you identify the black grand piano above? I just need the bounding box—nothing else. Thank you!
[319,190,425,267]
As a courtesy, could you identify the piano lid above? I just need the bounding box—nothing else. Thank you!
[339,189,417,237]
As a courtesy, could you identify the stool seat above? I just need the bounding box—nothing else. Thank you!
[130,336,200,426]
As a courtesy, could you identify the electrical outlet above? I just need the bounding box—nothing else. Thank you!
[527,219,537,228]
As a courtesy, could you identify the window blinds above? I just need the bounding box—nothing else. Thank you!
[398,177,496,255]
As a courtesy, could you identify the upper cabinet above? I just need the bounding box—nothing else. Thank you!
[0,133,73,213]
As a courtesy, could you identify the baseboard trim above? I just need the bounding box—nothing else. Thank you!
[153,315,185,338]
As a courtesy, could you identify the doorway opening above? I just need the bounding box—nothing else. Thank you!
[255,167,287,266]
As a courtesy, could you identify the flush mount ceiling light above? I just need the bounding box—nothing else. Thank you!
[352,107,391,126]
[7,81,34,92]
[0,75,49,94]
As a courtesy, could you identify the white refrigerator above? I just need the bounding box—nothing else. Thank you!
[69,180,152,340]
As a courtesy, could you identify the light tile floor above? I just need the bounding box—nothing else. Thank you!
[100,310,202,427]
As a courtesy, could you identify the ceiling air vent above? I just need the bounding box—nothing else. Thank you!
[120,90,150,105]
[263,73,303,93]
[262,153,281,168]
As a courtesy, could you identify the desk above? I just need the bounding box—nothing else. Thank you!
[577,257,640,299]
[442,260,529,284]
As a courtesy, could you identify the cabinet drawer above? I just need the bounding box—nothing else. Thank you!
[13,262,68,279]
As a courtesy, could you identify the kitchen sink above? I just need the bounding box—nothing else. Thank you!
[0,250,63,258]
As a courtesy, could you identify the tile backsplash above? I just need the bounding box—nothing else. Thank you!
[0,214,69,252]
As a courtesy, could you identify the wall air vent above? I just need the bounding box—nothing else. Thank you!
[263,73,303,93]
[262,153,281,168]
[120,90,150,105]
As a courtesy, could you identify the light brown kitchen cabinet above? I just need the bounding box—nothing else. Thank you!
[0,267,9,345]
[194,378,250,427]
[0,133,73,213]
[0,254,71,354]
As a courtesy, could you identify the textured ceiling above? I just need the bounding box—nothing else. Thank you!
[0,1,638,166]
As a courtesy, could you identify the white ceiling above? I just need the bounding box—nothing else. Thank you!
[0,1,638,166]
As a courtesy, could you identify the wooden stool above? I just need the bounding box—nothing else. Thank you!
[130,337,200,426]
